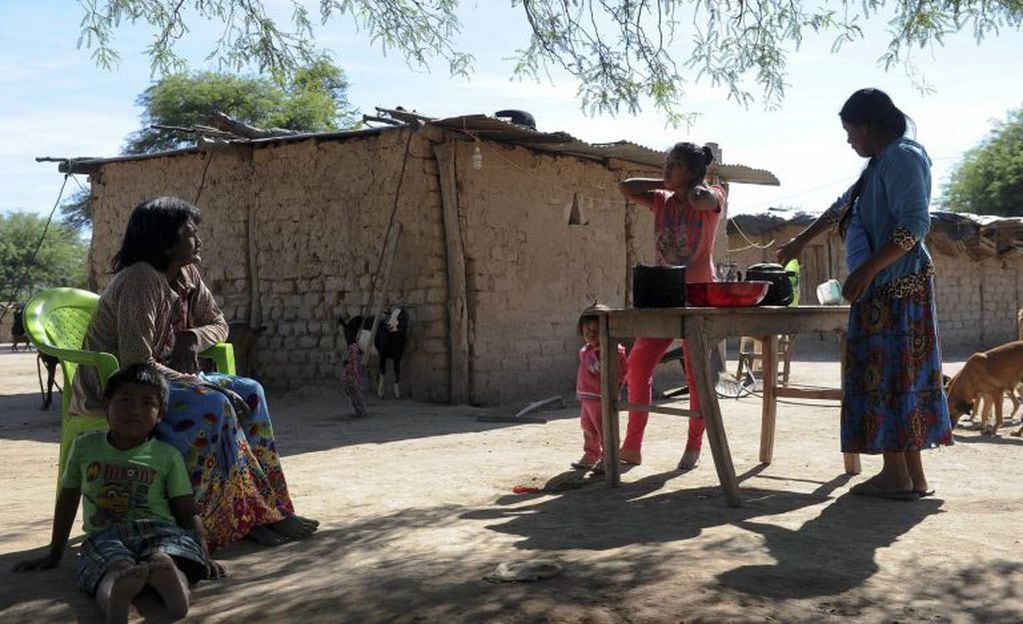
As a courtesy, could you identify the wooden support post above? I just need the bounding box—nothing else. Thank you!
[759,334,779,464]
[687,316,741,507]
[599,313,621,486]
[432,141,471,404]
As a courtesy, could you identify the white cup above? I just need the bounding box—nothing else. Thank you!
[816,279,846,305]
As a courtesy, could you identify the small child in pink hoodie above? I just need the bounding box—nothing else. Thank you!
[572,303,628,473]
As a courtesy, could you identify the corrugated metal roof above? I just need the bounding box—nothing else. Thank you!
[58,109,779,185]
[430,114,779,185]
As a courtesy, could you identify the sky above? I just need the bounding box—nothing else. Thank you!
[1,2,1021,221]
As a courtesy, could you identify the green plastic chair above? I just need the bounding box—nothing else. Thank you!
[22,287,236,488]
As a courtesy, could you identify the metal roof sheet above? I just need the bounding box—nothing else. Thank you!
[57,109,779,185]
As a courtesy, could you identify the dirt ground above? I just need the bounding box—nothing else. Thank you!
[1,340,1022,624]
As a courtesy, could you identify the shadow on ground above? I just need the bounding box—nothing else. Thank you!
[4,475,1019,624]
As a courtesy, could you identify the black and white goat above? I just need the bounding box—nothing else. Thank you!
[340,307,410,399]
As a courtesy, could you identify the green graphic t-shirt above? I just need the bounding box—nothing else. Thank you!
[61,431,192,534]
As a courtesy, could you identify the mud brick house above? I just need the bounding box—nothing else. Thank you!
[60,108,778,404]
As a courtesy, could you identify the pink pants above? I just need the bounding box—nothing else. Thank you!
[579,400,603,462]
[622,337,705,452]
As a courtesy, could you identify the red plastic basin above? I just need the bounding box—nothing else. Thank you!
[686,281,771,307]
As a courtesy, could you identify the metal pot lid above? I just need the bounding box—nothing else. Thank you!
[746,262,786,272]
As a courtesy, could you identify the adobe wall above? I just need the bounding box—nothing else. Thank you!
[724,221,1023,352]
[450,142,656,404]
[87,131,664,405]
[89,129,454,400]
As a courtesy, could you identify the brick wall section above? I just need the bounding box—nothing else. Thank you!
[453,141,651,404]
[90,130,455,399]
[87,129,661,405]
[724,221,1023,351]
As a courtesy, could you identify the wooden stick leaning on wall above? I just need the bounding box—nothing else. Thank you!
[361,224,402,367]
[361,128,416,366]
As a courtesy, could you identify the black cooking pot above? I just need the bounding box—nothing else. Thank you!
[744,263,794,306]
[633,264,686,308]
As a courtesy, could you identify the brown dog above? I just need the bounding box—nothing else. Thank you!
[947,340,1023,434]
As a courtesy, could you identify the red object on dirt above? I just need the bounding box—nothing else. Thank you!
[512,485,541,494]
[685,281,771,307]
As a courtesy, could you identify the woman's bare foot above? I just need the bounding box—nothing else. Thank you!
[910,476,932,496]
[246,525,290,546]
[905,451,931,496]
[269,515,319,539]
[97,561,148,624]
[145,552,190,619]
[852,473,914,495]
[619,448,642,466]
[677,448,701,471]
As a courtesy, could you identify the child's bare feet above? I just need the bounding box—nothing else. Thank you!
[677,448,701,471]
[146,552,190,619]
[269,515,319,539]
[98,561,148,624]
[619,448,642,465]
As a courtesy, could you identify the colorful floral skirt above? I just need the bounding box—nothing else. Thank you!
[155,374,295,549]
[841,278,952,453]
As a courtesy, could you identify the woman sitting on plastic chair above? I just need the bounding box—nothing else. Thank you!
[71,196,318,549]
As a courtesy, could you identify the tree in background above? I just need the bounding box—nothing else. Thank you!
[0,213,88,305]
[77,1,1023,124]
[61,57,358,229]
[125,56,359,154]
[940,107,1023,217]
[59,189,92,233]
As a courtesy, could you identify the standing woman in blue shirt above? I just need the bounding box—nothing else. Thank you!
[777,88,952,500]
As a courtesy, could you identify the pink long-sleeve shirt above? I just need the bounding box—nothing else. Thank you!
[576,343,628,402]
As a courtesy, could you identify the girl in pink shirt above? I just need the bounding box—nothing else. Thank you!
[618,142,725,470]
[572,304,628,472]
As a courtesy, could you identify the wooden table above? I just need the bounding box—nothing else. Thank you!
[596,305,858,507]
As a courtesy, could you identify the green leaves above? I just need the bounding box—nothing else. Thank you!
[941,107,1023,217]
[124,57,359,154]
[77,1,1023,122]
[0,212,88,304]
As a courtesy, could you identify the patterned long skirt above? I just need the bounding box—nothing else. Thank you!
[155,373,295,549]
[841,278,953,453]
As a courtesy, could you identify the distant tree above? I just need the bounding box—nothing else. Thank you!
[61,58,358,229]
[940,107,1023,217]
[0,212,88,306]
[125,57,359,154]
[78,1,1023,123]
[59,189,93,233]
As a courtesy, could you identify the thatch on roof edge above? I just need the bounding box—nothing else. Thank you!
[729,210,1023,258]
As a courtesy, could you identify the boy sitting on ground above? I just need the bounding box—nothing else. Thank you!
[13,363,224,624]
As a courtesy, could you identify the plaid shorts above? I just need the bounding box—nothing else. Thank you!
[76,520,208,595]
